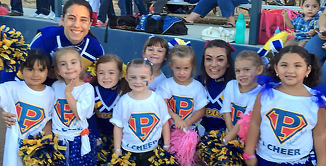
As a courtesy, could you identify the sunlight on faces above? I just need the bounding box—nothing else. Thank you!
[301,0,320,19]
[23,60,48,90]
[235,58,263,87]
[57,52,83,82]
[204,47,229,79]
[142,44,167,66]
[126,65,154,92]
[61,4,92,45]
[170,56,193,85]
[97,62,120,89]
[274,53,311,87]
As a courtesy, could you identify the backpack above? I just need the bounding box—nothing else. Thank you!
[136,14,188,35]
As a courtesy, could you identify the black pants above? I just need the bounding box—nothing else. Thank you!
[36,0,50,15]
[97,0,115,23]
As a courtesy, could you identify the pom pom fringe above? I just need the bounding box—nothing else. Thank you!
[148,145,180,166]
[237,111,252,143]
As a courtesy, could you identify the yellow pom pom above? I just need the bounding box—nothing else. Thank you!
[121,63,127,78]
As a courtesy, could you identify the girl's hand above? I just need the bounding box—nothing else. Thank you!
[174,117,187,130]
[319,27,326,40]
[245,157,257,166]
[114,149,122,157]
[65,78,76,94]
[308,29,316,36]
[96,139,103,146]
[322,42,326,50]
[2,111,16,128]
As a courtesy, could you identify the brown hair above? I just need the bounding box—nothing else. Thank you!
[142,36,169,67]
[54,47,86,82]
[235,50,263,67]
[169,45,197,77]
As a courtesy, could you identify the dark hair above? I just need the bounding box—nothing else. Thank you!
[20,49,52,72]
[269,45,321,88]
[142,36,169,67]
[169,45,197,76]
[121,58,154,95]
[235,50,263,67]
[301,0,320,5]
[63,0,93,20]
[200,40,235,87]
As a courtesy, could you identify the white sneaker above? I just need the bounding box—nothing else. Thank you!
[36,13,46,18]
[29,12,38,17]
[44,12,55,20]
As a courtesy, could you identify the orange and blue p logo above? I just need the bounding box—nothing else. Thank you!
[266,108,307,144]
[129,113,160,142]
[16,101,45,135]
[230,102,246,125]
[54,99,76,127]
[168,95,193,120]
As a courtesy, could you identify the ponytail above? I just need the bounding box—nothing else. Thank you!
[304,53,321,88]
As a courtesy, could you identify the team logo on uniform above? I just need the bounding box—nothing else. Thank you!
[230,102,246,125]
[129,113,160,142]
[168,95,193,120]
[54,99,76,127]
[266,108,307,144]
[16,101,45,135]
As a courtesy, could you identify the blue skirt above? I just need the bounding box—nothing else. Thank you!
[257,154,313,166]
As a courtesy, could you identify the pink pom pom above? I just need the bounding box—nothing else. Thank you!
[237,111,252,143]
[0,7,8,15]
[169,128,199,166]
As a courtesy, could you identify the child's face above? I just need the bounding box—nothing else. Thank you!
[235,58,263,87]
[204,47,229,79]
[301,0,320,18]
[126,65,154,92]
[274,53,311,87]
[23,61,48,90]
[143,44,167,66]
[97,62,120,89]
[57,52,83,81]
[170,56,193,85]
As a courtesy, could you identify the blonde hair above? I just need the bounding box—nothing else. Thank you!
[54,47,86,81]
[235,50,263,67]
[169,45,197,76]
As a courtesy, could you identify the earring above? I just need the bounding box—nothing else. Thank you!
[306,74,309,78]
[276,73,279,77]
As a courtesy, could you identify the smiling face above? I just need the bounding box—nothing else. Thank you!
[96,62,120,89]
[170,56,193,85]
[126,65,154,92]
[56,51,83,82]
[61,4,92,45]
[23,60,48,90]
[301,0,320,19]
[235,58,263,88]
[142,44,167,66]
[275,53,311,87]
[204,47,229,79]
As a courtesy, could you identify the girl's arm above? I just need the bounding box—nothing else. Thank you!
[313,108,326,166]
[224,123,240,142]
[113,125,123,156]
[164,99,187,130]
[185,107,205,130]
[162,122,170,150]
[282,9,294,29]
[2,111,16,127]
[223,112,233,131]
[244,93,262,166]
[65,79,80,119]
[42,120,52,135]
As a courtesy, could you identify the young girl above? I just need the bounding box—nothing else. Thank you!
[223,51,263,140]
[0,49,54,166]
[110,58,171,165]
[199,39,235,134]
[245,46,326,166]
[142,36,169,91]
[282,0,320,47]
[52,47,97,165]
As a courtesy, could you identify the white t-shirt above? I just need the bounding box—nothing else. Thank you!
[110,91,170,153]
[256,87,318,164]
[156,77,208,127]
[222,80,262,125]
[51,80,95,156]
[149,71,166,91]
[0,81,54,166]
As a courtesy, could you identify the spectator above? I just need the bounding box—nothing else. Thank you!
[29,0,50,18]
[118,0,147,15]
[8,0,23,16]
[44,0,55,20]
[95,0,115,26]
[183,0,248,27]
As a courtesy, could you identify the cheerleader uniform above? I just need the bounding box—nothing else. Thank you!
[0,81,55,166]
[110,91,171,165]
[52,80,97,166]
[256,87,318,165]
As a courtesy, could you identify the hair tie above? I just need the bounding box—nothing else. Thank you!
[168,38,191,50]
[203,40,209,50]
[149,34,155,39]
[227,42,236,52]
[144,58,153,65]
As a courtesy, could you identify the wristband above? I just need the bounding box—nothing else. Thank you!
[243,153,256,160]
[114,148,121,152]
[222,138,227,145]
[163,145,170,149]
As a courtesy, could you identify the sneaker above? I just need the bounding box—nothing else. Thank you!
[8,11,23,16]
[269,0,284,5]
[29,12,38,17]
[36,13,46,18]
[44,11,55,20]
[95,20,107,27]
